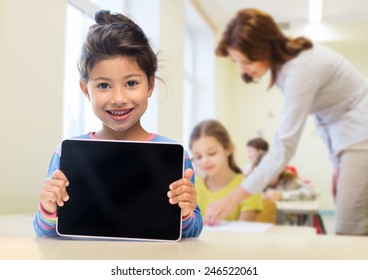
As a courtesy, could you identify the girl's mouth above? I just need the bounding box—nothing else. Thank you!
[107,109,133,120]
[203,165,214,172]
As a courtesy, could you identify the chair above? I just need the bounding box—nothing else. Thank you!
[256,199,277,224]
[313,213,327,234]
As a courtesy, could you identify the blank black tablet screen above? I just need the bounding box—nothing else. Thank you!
[57,139,184,241]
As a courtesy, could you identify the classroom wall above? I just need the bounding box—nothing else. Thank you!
[0,0,66,214]
[157,0,186,142]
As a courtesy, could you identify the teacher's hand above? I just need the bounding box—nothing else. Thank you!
[204,187,250,226]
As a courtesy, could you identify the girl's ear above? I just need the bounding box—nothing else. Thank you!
[147,76,155,98]
[226,146,233,157]
[79,79,90,101]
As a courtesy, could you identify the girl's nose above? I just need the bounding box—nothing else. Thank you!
[111,88,127,105]
[202,155,210,163]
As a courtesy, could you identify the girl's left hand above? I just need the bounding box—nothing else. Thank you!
[167,168,196,218]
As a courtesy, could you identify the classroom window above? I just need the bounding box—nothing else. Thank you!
[183,0,215,149]
[63,0,124,138]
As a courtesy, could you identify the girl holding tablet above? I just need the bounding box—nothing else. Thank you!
[33,10,203,239]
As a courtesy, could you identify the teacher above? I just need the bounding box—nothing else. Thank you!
[205,8,368,235]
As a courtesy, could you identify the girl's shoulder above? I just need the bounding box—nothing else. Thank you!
[60,132,94,141]
[149,133,193,166]
[233,173,245,184]
[73,132,95,139]
[148,134,176,143]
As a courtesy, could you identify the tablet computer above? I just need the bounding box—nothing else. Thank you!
[56,139,184,242]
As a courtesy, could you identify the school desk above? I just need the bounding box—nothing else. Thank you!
[1,214,368,260]
[276,200,319,225]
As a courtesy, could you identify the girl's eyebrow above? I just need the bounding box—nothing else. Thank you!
[92,73,144,81]
[124,73,144,79]
[92,77,111,82]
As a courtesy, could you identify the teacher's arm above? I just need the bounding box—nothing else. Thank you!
[204,187,252,225]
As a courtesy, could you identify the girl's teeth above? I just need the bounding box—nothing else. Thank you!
[111,110,128,115]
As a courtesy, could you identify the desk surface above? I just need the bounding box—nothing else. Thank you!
[1,214,368,260]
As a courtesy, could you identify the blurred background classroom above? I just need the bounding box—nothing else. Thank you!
[1,0,368,234]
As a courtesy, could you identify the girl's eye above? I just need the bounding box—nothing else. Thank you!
[126,81,137,87]
[97,83,110,89]
[193,155,202,161]
[209,152,216,156]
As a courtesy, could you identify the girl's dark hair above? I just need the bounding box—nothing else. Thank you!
[247,137,269,152]
[78,10,157,85]
[189,119,242,174]
[215,8,313,88]
[278,169,298,183]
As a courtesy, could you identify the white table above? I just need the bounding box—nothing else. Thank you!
[276,200,319,226]
[2,213,368,260]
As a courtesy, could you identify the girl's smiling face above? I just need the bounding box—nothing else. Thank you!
[191,136,231,177]
[80,56,154,140]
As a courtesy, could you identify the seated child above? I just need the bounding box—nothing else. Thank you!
[250,151,320,226]
[256,153,320,226]
[189,119,262,222]
[264,169,319,202]
[242,137,269,176]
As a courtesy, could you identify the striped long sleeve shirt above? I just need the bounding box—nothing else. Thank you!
[33,132,203,239]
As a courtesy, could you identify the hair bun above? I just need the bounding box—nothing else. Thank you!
[94,10,136,26]
[94,10,112,24]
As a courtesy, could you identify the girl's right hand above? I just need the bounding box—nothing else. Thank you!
[40,170,69,214]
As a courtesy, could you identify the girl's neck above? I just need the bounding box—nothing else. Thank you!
[94,125,151,141]
[205,167,237,192]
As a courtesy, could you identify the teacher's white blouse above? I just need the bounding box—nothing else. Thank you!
[242,44,368,194]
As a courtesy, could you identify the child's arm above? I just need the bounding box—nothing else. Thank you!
[181,204,202,237]
[33,169,69,237]
[239,210,258,221]
[33,203,58,237]
[168,168,203,238]
[264,189,283,201]
[40,170,70,213]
